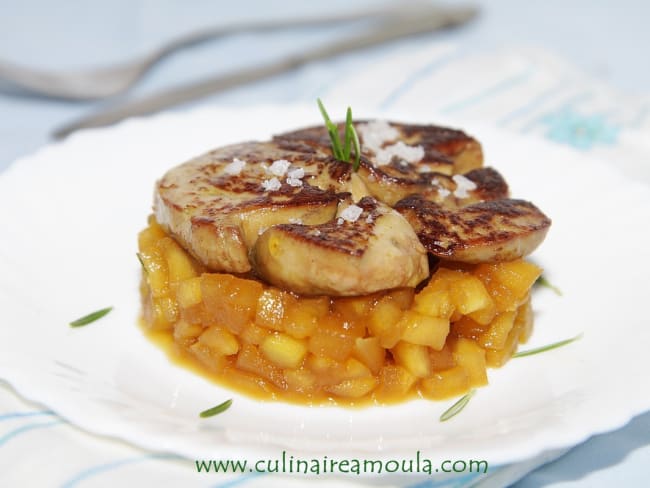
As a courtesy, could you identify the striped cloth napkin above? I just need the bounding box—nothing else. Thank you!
[323,42,650,184]
[2,43,648,487]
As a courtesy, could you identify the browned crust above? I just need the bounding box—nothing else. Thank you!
[268,197,382,257]
[463,167,510,202]
[274,120,483,174]
[394,195,551,262]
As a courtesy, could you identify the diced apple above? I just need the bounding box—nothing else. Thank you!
[188,343,228,373]
[173,320,203,344]
[429,343,456,371]
[343,358,372,379]
[255,288,288,331]
[352,337,385,374]
[240,323,270,345]
[236,344,286,389]
[392,342,431,378]
[325,377,377,399]
[414,278,455,319]
[162,237,198,282]
[478,311,516,349]
[387,288,415,309]
[308,315,354,361]
[376,365,417,400]
[260,333,307,369]
[420,366,470,400]
[452,338,487,387]
[515,297,534,343]
[367,296,404,348]
[449,275,493,315]
[198,326,240,356]
[202,274,261,333]
[451,315,488,340]
[176,276,202,308]
[399,311,449,350]
[283,297,328,339]
[284,368,316,392]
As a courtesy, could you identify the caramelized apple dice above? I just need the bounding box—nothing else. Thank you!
[138,216,542,405]
[392,342,431,378]
[261,333,307,369]
[399,311,449,349]
[452,338,487,387]
[198,326,240,356]
[420,367,470,400]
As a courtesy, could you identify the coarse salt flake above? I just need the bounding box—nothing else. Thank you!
[286,177,303,187]
[357,120,399,154]
[375,141,424,166]
[452,174,477,198]
[262,177,282,191]
[223,158,246,175]
[268,159,291,177]
[339,204,363,223]
[288,218,303,224]
[431,178,452,197]
[287,167,305,179]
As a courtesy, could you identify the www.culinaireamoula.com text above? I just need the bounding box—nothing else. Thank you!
[195,450,489,475]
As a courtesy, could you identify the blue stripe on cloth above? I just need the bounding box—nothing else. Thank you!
[440,68,534,114]
[406,472,482,488]
[0,420,63,447]
[520,91,593,133]
[379,50,461,110]
[212,472,267,488]
[496,80,568,126]
[0,410,55,421]
[59,453,183,488]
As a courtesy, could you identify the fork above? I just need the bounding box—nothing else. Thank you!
[52,4,478,139]
[0,3,434,101]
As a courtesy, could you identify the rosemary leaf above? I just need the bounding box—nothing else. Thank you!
[318,99,341,157]
[440,389,476,422]
[317,98,332,126]
[199,399,233,418]
[328,126,344,159]
[136,253,148,274]
[69,307,113,327]
[317,98,359,170]
[535,275,562,296]
[513,334,582,358]
[343,107,353,159]
[350,122,361,171]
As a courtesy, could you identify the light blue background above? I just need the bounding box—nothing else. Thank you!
[1,1,648,486]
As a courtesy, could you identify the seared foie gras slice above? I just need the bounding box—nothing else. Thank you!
[357,163,509,207]
[274,120,483,175]
[394,195,551,263]
[155,142,345,273]
[253,197,429,296]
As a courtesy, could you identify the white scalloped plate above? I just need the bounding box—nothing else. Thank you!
[1,105,649,466]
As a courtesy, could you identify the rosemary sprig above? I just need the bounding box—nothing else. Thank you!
[513,334,582,358]
[317,98,361,171]
[199,399,233,418]
[535,275,562,296]
[439,389,476,422]
[69,307,113,327]
[136,252,148,274]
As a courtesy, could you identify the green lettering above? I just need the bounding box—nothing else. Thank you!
[363,459,382,474]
